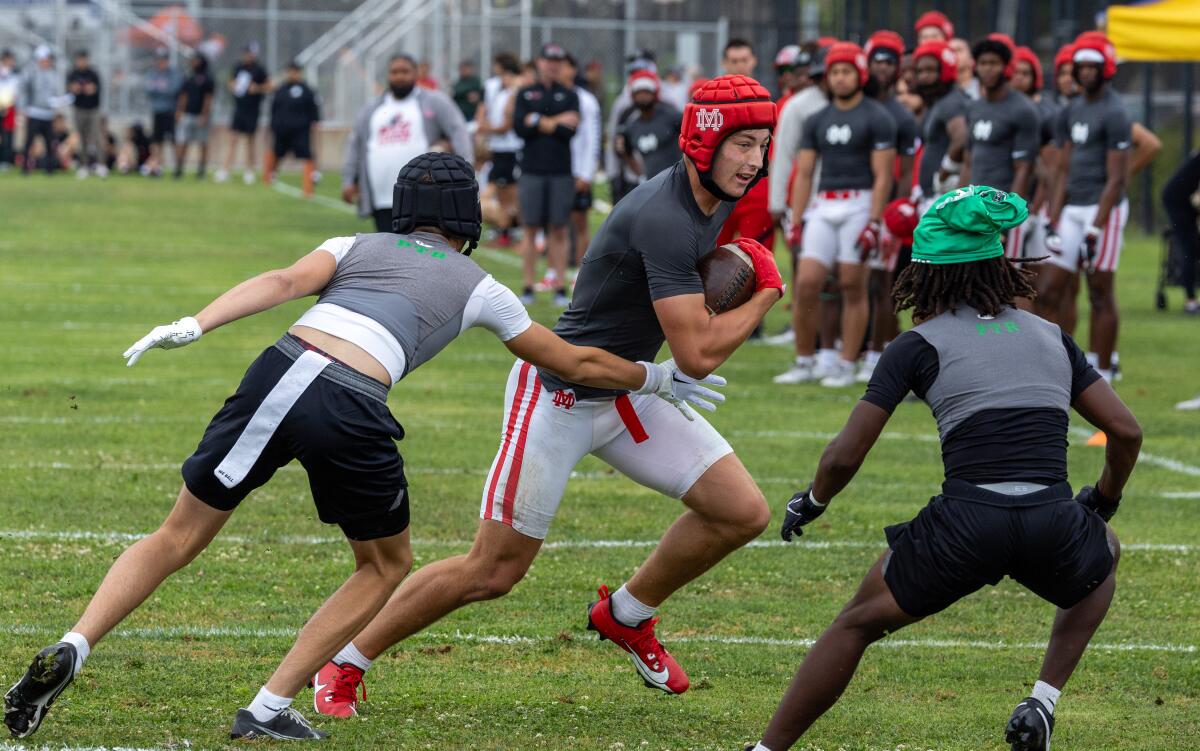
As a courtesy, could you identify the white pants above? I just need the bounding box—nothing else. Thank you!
[479,360,734,540]
[1048,199,1129,273]
[800,191,872,268]
[1004,216,1036,260]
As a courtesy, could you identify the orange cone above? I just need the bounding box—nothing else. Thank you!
[1086,431,1108,447]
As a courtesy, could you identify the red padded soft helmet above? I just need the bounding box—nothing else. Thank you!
[824,41,869,87]
[915,11,954,41]
[913,40,958,85]
[1014,46,1044,90]
[1073,31,1117,79]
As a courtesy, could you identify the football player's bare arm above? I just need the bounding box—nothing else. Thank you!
[195,250,336,333]
[653,291,778,379]
[788,149,818,224]
[1071,379,1142,500]
[503,322,648,391]
[810,400,891,503]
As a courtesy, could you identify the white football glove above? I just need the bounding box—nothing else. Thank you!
[635,359,727,421]
[123,316,203,367]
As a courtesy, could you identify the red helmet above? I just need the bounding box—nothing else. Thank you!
[824,41,869,87]
[1014,46,1044,90]
[983,32,1018,79]
[1073,31,1117,79]
[865,30,905,61]
[816,36,840,50]
[679,74,777,173]
[913,40,958,85]
[628,69,660,96]
[915,11,954,40]
[1054,43,1075,72]
[883,198,919,243]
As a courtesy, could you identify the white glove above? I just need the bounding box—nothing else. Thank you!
[123,316,203,366]
[933,170,960,195]
[634,359,727,421]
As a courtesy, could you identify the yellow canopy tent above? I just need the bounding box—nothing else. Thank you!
[1108,0,1200,61]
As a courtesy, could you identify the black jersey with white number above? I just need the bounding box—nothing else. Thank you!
[801,97,897,191]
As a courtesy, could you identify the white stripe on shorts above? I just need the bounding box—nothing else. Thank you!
[213,350,329,489]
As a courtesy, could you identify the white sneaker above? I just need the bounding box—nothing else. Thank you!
[773,360,818,384]
[312,170,323,184]
[243,170,256,185]
[214,169,229,183]
[763,328,795,346]
[93,164,108,178]
[75,167,89,180]
[856,358,876,383]
[1176,395,1200,411]
[820,361,858,388]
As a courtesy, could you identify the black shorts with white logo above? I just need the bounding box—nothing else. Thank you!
[489,151,518,186]
[273,127,312,160]
[883,480,1113,618]
[182,334,409,541]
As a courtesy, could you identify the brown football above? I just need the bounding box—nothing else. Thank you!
[699,243,756,315]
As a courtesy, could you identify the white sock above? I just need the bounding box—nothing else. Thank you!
[864,350,882,367]
[1032,680,1061,715]
[751,744,774,751]
[609,584,656,628]
[1097,368,1113,383]
[794,355,814,367]
[247,686,293,723]
[333,642,373,672]
[1085,351,1100,368]
[60,632,90,676]
[817,348,839,369]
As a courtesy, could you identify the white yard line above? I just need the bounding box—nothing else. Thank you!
[1,623,1192,655]
[1069,426,1200,477]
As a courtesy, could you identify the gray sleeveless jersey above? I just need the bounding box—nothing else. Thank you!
[316,231,488,378]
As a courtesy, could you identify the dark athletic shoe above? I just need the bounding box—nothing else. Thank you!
[4,642,77,738]
[230,707,328,740]
[1005,696,1054,751]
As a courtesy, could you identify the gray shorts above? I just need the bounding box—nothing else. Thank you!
[519,173,574,227]
[176,114,209,144]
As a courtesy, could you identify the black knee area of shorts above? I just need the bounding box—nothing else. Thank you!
[883,481,1115,617]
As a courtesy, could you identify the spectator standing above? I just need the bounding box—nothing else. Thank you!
[452,59,483,121]
[66,50,104,177]
[21,46,66,176]
[173,54,215,179]
[218,43,271,185]
[562,54,601,277]
[144,47,182,176]
[614,71,682,183]
[477,53,524,246]
[341,53,472,232]
[265,61,321,197]
[512,42,580,306]
[0,49,18,168]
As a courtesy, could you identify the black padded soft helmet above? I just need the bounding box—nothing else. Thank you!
[391,152,482,255]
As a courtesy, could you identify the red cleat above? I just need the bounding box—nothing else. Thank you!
[586,585,689,694]
[312,661,366,718]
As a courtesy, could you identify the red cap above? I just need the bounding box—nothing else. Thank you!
[679,74,777,173]
[865,30,906,60]
[628,69,660,95]
[1073,31,1117,79]
[915,11,954,40]
[984,32,1018,78]
[913,39,958,84]
[883,198,919,243]
[1054,43,1075,72]
[1014,46,1044,90]
[824,41,869,87]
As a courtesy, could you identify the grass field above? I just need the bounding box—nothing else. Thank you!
[1,170,1197,751]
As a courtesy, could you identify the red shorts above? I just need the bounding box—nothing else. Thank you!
[717,179,775,248]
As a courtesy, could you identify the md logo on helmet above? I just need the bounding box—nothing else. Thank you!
[695,108,724,132]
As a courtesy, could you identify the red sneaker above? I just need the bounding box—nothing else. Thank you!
[586,585,689,694]
[312,661,366,718]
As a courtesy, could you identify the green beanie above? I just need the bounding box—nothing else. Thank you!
[911,186,1029,265]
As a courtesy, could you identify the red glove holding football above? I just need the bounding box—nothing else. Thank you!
[735,237,784,298]
[856,219,882,262]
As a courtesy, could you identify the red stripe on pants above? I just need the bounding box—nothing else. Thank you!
[614,394,649,444]
[501,374,541,526]
[484,362,532,522]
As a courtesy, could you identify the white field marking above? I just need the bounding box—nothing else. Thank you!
[0,745,167,751]
[0,529,1193,554]
[733,429,940,443]
[1070,426,1200,477]
[1,623,1193,655]
[1160,491,1200,499]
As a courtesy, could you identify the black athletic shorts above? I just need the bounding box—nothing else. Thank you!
[151,111,175,144]
[182,334,409,541]
[273,127,312,160]
[231,108,259,135]
[489,151,518,186]
[572,186,593,212]
[883,480,1114,618]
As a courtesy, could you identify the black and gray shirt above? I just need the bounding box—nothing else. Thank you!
[1056,88,1132,206]
[965,88,1041,193]
[882,96,919,158]
[919,87,970,197]
[618,103,683,181]
[541,162,732,399]
[862,306,1101,486]
[801,97,897,191]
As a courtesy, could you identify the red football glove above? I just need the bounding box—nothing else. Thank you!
[856,219,882,262]
[735,237,784,298]
[787,219,805,249]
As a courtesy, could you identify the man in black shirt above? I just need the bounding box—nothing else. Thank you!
[512,42,580,306]
[173,54,215,179]
[266,61,321,196]
[66,50,103,177]
[751,186,1141,751]
[219,43,271,185]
